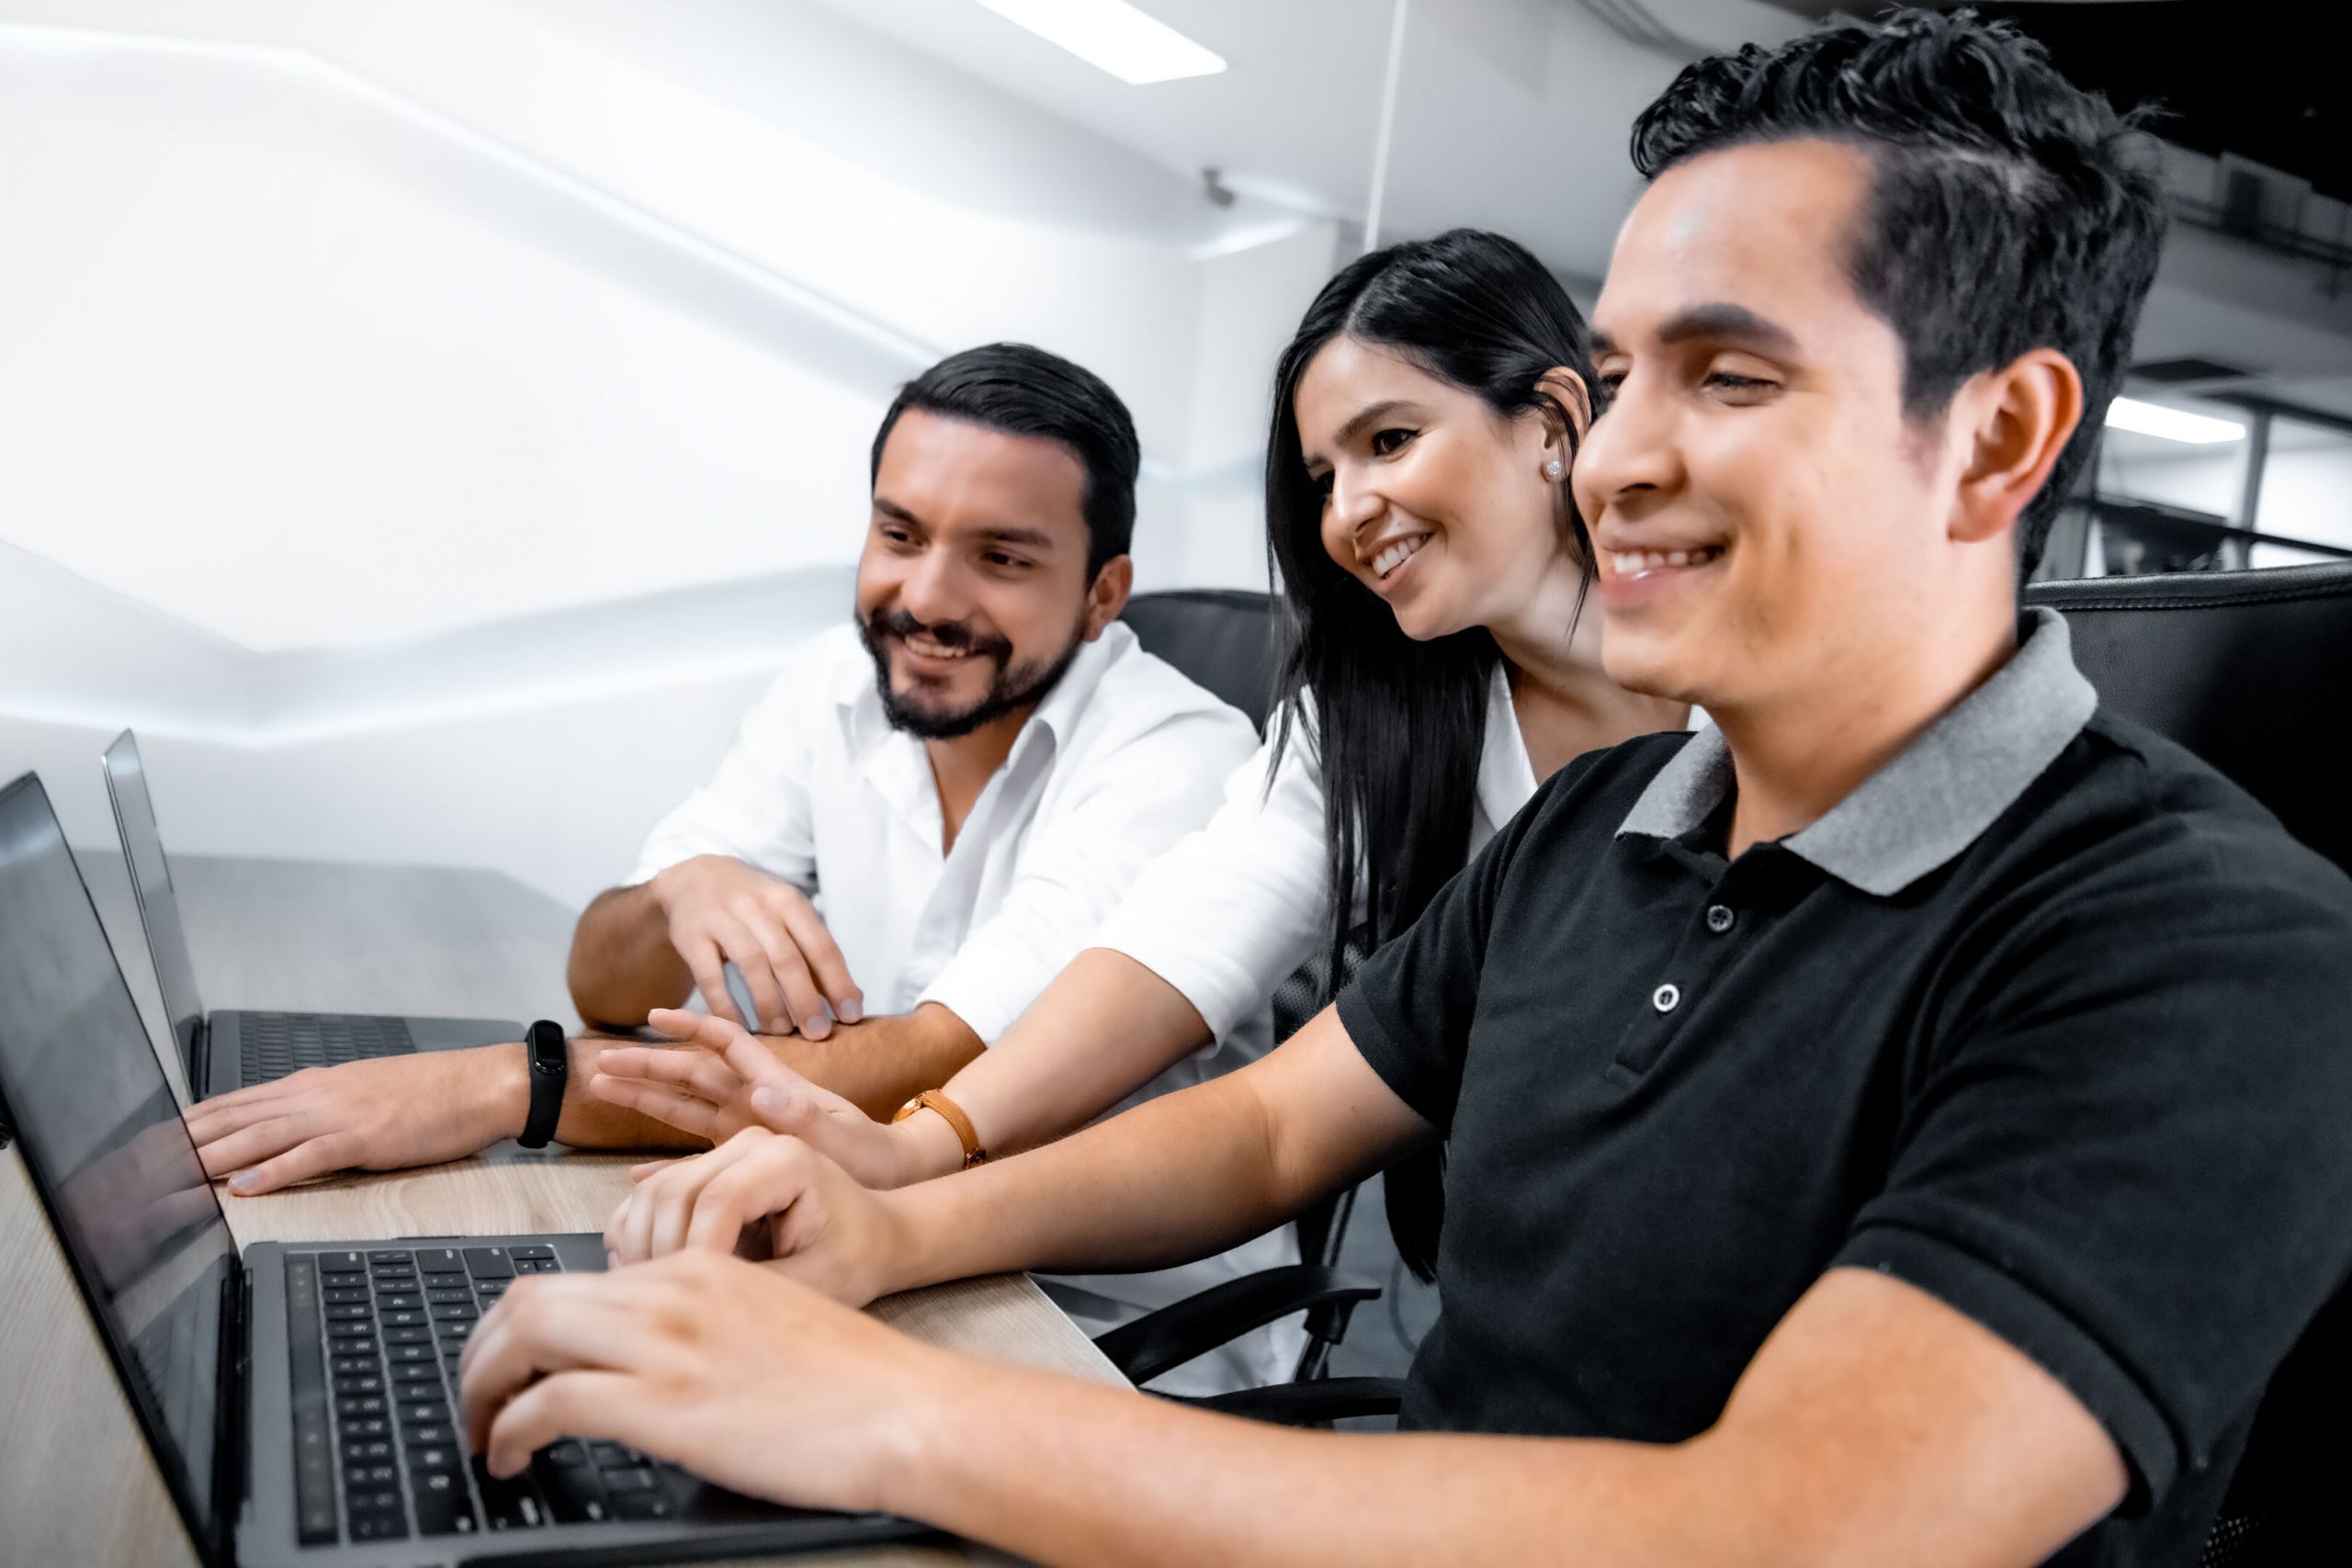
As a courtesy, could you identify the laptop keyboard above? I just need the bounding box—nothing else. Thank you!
[284,1244,675,1546]
[241,1013,416,1086]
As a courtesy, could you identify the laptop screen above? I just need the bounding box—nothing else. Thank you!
[102,730,208,1078]
[0,773,236,1557]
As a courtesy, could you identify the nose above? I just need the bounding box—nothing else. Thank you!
[895,544,974,627]
[1324,463,1385,558]
[1573,377,1680,525]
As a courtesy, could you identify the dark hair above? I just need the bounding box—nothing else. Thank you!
[1629,8,2165,573]
[1265,229,1599,1279]
[870,342,1140,576]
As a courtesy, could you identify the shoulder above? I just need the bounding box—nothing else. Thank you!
[1523,730,1698,834]
[1051,623,1261,764]
[2019,709,2352,924]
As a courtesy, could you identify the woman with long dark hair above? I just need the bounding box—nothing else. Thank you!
[594,226,1690,1341]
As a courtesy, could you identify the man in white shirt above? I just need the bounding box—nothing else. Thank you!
[186,344,1285,1386]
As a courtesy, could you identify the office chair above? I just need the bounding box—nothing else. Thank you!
[1102,591,1383,1394]
[2024,561,2352,1567]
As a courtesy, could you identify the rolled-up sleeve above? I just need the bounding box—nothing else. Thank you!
[1086,714,1333,1043]
[627,665,820,893]
[919,703,1261,1043]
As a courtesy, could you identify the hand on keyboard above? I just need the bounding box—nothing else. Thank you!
[602,1126,914,1309]
[187,1047,528,1194]
[459,1250,944,1516]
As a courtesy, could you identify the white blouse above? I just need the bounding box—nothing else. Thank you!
[1089,663,1542,1046]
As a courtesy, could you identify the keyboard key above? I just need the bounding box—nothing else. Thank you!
[535,1458,611,1523]
[344,1462,399,1488]
[338,1416,389,1441]
[417,1247,468,1276]
[349,1508,410,1541]
[344,1394,388,1417]
[413,1469,477,1537]
[325,1304,370,1322]
[426,1286,474,1305]
[509,1244,556,1260]
[368,1250,410,1265]
[323,1286,371,1305]
[380,1310,426,1330]
[404,1444,461,1473]
[333,1374,384,1397]
[384,1325,432,1346]
[387,1344,435,1365]
[543,1439,589,1467]
[588,1441,633,1469]
[613,1490,678,1521]
[331,1355,378,1377]
[473,1456,548,1530]
[463,1247,515,1280]
[392,1363,445,1384]
[603,1466,659,1494]
[345,1438,395,1463]
[377,1292,424,1312]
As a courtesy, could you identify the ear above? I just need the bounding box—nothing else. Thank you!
[1950,348,2083,547]
[1080,554,1133,640]
[1535,367,1595,455]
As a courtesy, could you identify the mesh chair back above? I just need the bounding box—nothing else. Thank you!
[2026,562,2352,1564]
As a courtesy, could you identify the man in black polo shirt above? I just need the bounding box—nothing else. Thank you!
[458,14,2352,1565]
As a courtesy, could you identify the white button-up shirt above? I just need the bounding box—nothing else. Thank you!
[628,620,1296,1394]
[629,621,1260,1043]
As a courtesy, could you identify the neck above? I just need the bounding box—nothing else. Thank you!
[1490,553,1690,779]
[1717,607,2018,858]
[924,705,1035,854]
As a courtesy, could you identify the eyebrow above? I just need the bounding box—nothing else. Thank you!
[873,496,1057,551]
[1591,302,1801,356]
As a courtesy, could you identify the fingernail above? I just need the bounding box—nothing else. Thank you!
[840,999,864,1024]
[230,1171,256,1193]
[606,1249,620,1270]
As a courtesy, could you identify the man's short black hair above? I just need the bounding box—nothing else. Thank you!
[1629,8,2166,574]
[869,342,1140,576]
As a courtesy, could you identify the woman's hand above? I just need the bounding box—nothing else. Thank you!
[603,1127,917,1309]
[458,1251,942,1514]
[588,1009,922,1187]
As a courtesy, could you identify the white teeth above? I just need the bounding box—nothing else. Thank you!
[904,635,970,659]
[1371,534,1430,579]
[1611,547,1720,577]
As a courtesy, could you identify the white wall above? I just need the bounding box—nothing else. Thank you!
[0,1,1340,912]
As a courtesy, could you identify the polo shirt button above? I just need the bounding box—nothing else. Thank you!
[1652,983,1681,1014]
[1705,904,1735,934]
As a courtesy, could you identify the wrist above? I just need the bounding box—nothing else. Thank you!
[866,1343,1002,1521]
[472,1042,534,1145]
[888,1105,968,1188]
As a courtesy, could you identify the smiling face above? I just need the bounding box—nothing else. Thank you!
[854,409,1109,740]
[1295,336,1575,643]
[1577,138,2008,716]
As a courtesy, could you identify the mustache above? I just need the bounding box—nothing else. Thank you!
[867,607,1012,660]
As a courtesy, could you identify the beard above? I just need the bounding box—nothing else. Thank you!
[856,604,1087,741]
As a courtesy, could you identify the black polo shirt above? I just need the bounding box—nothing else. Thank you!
[1337,610,2352,1567]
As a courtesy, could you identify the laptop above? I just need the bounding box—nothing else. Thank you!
[102,729,522,1098]
[0,772,936,1565]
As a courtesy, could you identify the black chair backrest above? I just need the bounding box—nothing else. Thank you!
[2023,562,2352,877]
[1120,590,1281,736]
[2028,562,2352,1562]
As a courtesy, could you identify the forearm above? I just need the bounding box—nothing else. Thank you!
[880,1066,1300,1290]
[566,884,693,1030]
[887,1355,1721,1568]
[784,1004,985,1121]
[911,950,1214,1182]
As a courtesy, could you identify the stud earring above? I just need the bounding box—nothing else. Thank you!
[1544,457,1565,480]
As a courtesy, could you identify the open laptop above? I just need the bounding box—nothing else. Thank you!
[102,730,521,1098]
[0,772,934,1564]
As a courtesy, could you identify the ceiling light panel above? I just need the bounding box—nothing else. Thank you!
[968,0,1226,85]
[2105,396,2247,446]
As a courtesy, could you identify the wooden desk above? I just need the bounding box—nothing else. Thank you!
[1,852,1118,1566]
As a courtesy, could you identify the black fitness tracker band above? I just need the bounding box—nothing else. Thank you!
[518,1020,567,1149]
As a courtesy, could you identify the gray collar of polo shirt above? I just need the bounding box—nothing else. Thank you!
[1615,608,2098,897]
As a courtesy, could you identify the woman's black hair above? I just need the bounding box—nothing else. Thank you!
[1264,228,1600,1280]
